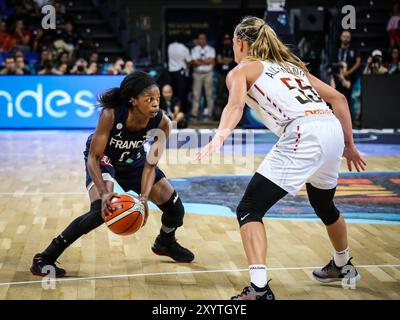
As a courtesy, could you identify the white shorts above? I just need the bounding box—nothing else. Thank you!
[257,114,345,196]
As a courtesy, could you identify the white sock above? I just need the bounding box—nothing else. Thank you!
[333,247,350,267]
[249,264,267,288]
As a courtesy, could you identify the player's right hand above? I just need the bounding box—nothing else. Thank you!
[138,195,149,227]
[101,192,119,219]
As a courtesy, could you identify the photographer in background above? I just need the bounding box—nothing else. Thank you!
[70,58,88,74]
[363,50,389,75]
[330,61,352,99]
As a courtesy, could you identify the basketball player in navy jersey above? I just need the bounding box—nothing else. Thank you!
[31,71,194,277]
[198,16,366,300]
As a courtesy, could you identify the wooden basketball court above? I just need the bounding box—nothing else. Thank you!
[0,131,399,300]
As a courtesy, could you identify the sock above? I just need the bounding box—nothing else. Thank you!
[41,234,69,262]
[249,264,268,289]
[158,226,176,244]
[334,247,350,267]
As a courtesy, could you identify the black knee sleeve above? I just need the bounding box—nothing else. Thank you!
[306,183,340,225]
[61,199,103,244]
[158,190,185,229]
[236,173,287,227]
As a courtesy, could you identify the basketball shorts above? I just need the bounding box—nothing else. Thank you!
[84,149,165,194]
[257,114,345,196]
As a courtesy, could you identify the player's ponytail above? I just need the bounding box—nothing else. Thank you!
[235,16,308,73]
[98,71,158,109]
[98,87,121,109]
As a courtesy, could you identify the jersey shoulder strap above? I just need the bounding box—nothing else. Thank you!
[112,105,129,130]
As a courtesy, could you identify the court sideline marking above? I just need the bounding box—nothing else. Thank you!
[0,264,399,287]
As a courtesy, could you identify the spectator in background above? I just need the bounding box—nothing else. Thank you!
[35,48,51,73]
[215,33,234,119]
[31,27,52,52]
[0,56,23,74]
[56,62,69,75]
[387,0,400,47]
[107,57,124,75]
[160,84,186,128]
[88,51,99,64]
[0,19,14,52]
[334,30,360,118]
[167,33,191,113]
[70,57,88,74]
[21,0,40,26]
[53,21,78,59]
[37,59,58,75]
[330,62,351,92]
[121,59,135,74]
[337,31,361,80]
[385,47,400,74]
[363,49,388,75]
[57,50,70,67]
[86,62,98,75]
[15,55,31,74]
[12,19,32,52]
[190,33,215,120]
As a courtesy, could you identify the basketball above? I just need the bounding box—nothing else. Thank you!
[103,194,146,235]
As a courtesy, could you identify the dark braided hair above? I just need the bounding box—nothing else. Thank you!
[98,71,158,109]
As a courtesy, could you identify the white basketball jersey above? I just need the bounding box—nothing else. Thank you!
[245,60,331,136]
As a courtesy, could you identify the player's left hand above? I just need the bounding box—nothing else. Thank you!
[196,136,224,160]
[343,143,366,172]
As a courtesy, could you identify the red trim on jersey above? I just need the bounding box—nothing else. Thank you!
[254,84,265,96]
[294,125,301,152]
[247,94,259,104]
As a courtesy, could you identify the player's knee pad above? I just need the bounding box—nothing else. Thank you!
[236,200,265,227]
[236,173,288,227]
[78,199,103,234]
[306,183,340,225]
[158,191,184,229]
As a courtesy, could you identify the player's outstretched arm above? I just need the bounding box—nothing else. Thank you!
[197,66,247,159]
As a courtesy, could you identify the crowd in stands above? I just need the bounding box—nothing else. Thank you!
[0,0,136,76]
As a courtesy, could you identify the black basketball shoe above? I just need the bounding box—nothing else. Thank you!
[151,235,194,263]
[30,253,66,278]
[313,257,361,283]
[231,281,275,300]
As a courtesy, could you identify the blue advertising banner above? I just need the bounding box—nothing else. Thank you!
[0,75,124,129]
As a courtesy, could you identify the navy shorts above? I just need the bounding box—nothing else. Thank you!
[83,147,165,195]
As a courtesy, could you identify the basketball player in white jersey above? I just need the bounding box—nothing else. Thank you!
[197,16,366,300]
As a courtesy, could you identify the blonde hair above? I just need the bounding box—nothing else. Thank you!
[235,16,308,73]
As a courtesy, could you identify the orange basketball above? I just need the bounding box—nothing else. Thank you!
[103,194,146,235]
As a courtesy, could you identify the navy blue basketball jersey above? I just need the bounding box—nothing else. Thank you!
[84,105,163,168]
